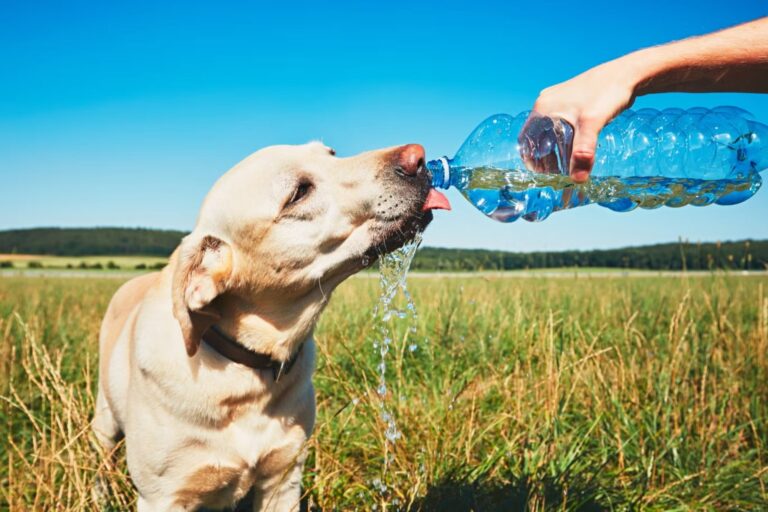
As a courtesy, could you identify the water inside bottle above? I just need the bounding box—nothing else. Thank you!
[369,231,422,507]
[455,166,763,222]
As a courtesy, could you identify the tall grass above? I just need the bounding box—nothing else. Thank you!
[1,274,767,510]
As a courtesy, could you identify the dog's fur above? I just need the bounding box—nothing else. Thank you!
[92,142,432,511]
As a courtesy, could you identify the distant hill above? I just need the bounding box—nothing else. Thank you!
[0,227,766,271]
[0,227,186,257]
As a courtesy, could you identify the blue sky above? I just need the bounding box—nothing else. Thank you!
[2,0,767,251]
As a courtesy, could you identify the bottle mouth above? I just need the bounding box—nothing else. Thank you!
[426,157,451,189]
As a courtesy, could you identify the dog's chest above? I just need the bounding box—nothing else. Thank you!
[224,410,286,465]
[216,403,307,479]
[173,410,305,509]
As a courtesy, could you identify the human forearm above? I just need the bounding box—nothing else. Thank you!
[629,17,768,95]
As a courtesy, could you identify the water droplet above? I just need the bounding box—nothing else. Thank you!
[385,423,401,442]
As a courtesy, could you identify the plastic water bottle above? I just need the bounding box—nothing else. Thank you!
[426,107,768,222]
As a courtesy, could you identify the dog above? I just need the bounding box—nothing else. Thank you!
[92,141,450,511]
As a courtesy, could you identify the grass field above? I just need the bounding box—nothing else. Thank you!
[1,272,767,510]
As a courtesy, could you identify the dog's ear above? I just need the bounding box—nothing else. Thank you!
[172,233,233,356]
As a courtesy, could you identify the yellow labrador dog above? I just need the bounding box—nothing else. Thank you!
[92,142,450,511]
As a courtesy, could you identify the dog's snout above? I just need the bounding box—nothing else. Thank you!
[394,144,425,177]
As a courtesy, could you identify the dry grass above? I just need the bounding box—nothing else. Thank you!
[1,273,767,510]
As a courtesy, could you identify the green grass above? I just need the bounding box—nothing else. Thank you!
[1,273,767,510]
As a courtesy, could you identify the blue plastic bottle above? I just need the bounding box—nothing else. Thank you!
[427,107,768,222]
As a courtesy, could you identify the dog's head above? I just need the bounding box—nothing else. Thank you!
[171,142,447,356]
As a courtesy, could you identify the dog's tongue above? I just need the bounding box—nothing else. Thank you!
[422,188,451,212]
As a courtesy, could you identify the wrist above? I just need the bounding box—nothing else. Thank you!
[615,47,667,98]
[610,47,663,98]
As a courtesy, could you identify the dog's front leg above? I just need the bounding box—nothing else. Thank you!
[91,387,123,506]
[251,462,303,512]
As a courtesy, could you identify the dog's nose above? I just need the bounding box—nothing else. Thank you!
[395,144,425,177]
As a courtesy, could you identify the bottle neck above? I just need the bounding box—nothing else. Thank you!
[427,157,452,189]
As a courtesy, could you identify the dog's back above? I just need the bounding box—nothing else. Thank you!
[100,272,160,378]
[94,271,160,443]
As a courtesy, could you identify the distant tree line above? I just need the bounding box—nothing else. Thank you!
[0,228,766,271]
[0,227,186,256]
[410,240,768,271]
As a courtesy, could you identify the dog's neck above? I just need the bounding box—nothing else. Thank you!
[212,290,327,362]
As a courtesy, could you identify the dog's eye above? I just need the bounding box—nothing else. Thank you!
[287,181,313,206]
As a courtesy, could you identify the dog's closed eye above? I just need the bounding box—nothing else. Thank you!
[285,180,313,208]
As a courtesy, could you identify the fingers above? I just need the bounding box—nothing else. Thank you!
[569,119,601,183]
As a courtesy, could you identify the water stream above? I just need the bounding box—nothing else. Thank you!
[370,231,423,510]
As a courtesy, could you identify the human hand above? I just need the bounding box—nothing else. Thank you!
[522,58,640,183]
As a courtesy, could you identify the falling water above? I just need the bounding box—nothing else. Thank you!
[369,231,423,509]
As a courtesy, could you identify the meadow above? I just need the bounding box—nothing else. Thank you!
[1,272,767,511]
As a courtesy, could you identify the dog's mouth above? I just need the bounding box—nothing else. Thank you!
[363,188,450,263]
[359,145,451,262]
[365,210,432,260]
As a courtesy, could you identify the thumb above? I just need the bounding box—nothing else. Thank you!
[569,120,601,183]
